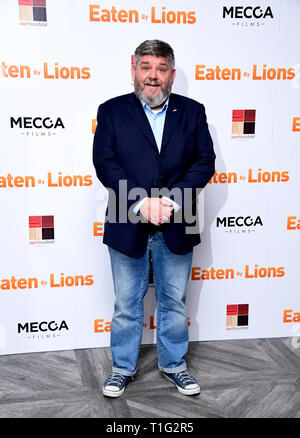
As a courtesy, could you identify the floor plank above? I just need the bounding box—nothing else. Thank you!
[0,337,299,418]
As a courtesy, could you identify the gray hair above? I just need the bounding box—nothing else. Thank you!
[134,40,175,70]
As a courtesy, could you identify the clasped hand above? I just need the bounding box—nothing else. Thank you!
[140,198,174,226]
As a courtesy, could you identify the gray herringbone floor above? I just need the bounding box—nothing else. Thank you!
[0,337,299,418]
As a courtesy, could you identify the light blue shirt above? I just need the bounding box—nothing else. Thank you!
[142,99,168,152]
[133,99,180,214]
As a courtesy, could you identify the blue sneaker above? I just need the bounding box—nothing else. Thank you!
[163,370,200,395]
[103,372,133,398]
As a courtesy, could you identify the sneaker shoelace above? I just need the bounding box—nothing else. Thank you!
[174,371,197,385]
[106,373,127,386]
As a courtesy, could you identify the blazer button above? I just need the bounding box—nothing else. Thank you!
[153,180,157,186]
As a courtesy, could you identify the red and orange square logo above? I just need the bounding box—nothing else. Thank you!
[29,215,54,244]
[226,304,249,330]
[19,0,47,26]
[232,109,256,137]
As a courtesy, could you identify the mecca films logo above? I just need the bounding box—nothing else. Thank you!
[10,116,65,137]
[19,0,47,27]
[216,215,263,234]
[17,320,69,340]
[222,5,274,28]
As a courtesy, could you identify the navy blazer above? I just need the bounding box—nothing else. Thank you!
[93,92,215,258]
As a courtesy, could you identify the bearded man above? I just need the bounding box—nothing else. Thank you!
[93,40,215,397]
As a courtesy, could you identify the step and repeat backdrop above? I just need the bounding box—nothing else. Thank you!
[0,0,299,355]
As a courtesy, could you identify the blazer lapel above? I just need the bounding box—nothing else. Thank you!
[126,93,158,152]
[160,94,182,154]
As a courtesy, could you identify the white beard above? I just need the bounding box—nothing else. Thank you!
[134,78,172,109]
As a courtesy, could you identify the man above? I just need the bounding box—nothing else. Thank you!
[93,40,215,397]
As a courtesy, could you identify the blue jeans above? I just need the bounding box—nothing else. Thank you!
[108,231,193,376]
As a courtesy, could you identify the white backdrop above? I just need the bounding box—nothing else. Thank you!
[0,0,299,355]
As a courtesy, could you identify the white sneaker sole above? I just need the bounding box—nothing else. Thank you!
[163,373,201,396]
[103,386,125,398]
[103,373,135,398]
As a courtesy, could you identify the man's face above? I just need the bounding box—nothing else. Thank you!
[132,55,176,109]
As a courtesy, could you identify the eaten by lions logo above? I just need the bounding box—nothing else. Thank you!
[17,320,69,340]
[10,116,65,137]
[223,5,274,28]
[216,216,263,234]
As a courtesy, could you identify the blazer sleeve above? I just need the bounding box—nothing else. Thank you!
[169,104,215,209]
[93,103,141,210]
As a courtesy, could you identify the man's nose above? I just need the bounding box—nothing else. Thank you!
[148,68,158,80]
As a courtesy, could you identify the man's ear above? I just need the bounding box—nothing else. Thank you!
[172,68,176,83]
[131,64,136,82]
